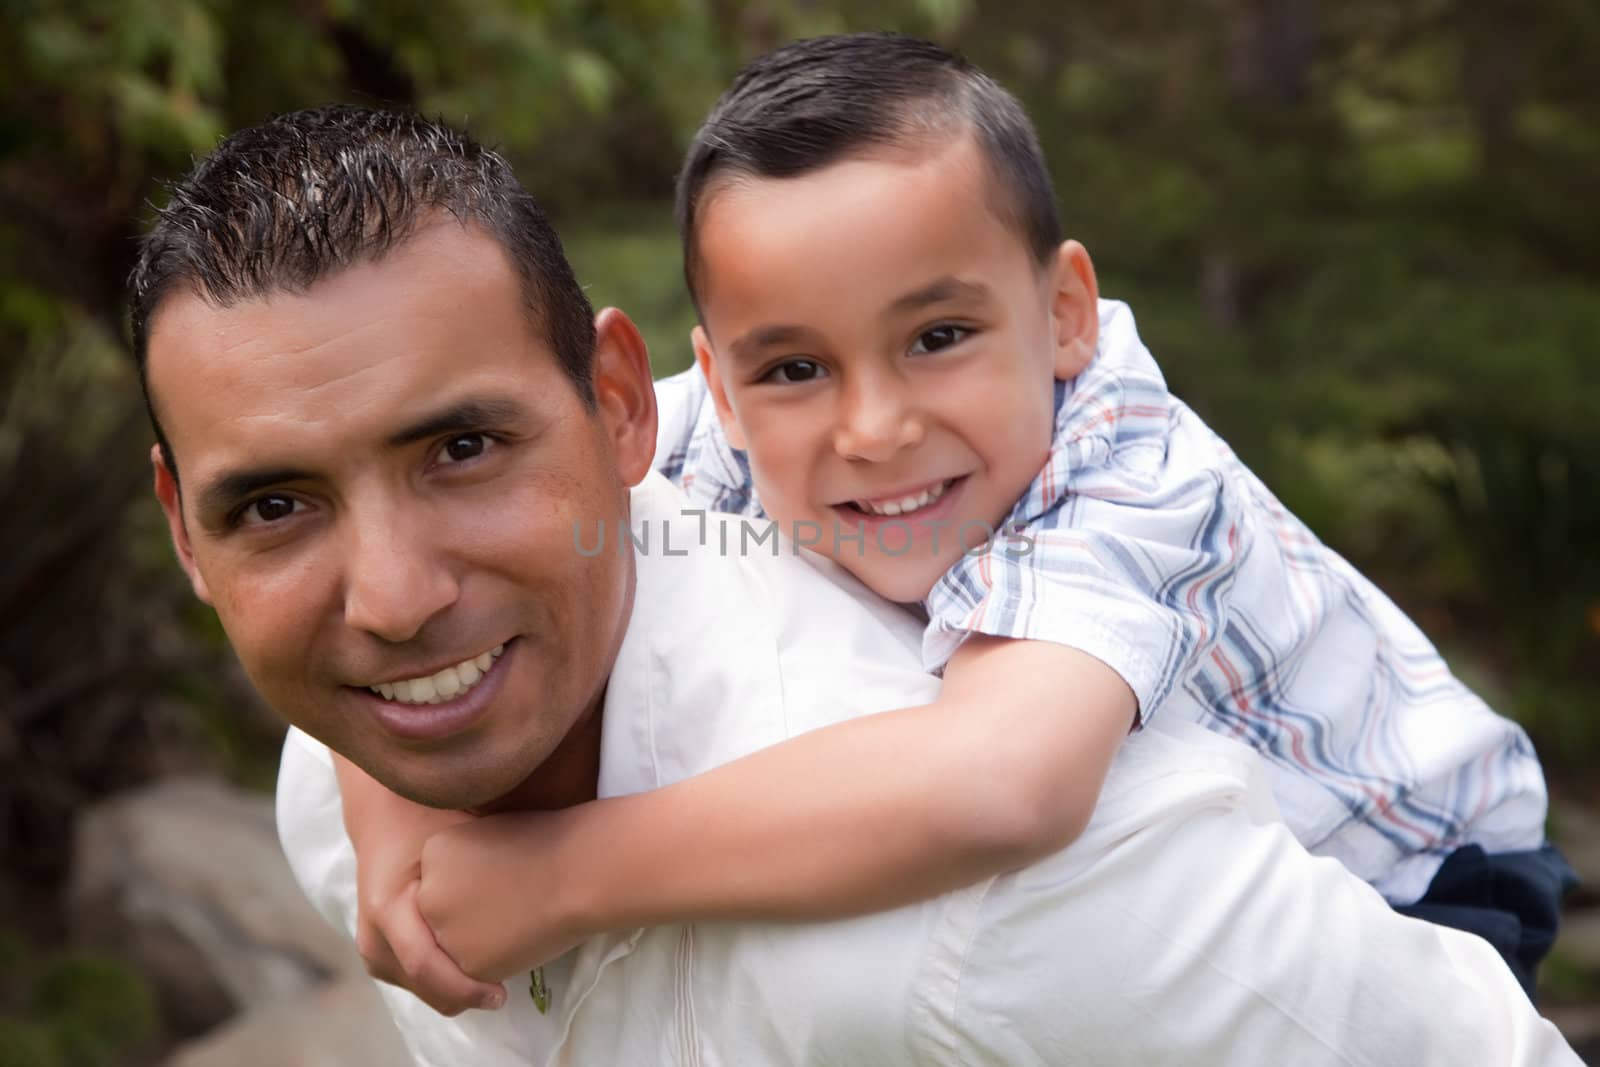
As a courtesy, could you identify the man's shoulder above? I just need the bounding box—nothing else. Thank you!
[608,476,931,792]
[629,473,920,657]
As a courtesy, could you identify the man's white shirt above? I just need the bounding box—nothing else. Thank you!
[276,473,1577,1066]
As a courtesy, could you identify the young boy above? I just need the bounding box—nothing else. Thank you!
[337,32,1572,1011]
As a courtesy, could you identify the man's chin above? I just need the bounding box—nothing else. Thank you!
[346,689,602,814]
[370,777,474,812]
[366,754,532,813]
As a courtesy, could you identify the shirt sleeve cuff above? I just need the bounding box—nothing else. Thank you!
[923,599,1168,724]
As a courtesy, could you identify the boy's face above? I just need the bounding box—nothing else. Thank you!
[693,137,1098,602]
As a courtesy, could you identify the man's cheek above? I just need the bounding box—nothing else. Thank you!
[209,584,270,644]
[207,581,299,678]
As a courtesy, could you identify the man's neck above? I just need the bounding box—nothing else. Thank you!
[474,689,606,814]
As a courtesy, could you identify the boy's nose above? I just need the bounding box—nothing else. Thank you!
[341,509,461,643]
[833,382,924,462]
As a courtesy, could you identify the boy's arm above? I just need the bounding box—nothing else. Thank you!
[417,636,1135,980]
[332,753,507,1014]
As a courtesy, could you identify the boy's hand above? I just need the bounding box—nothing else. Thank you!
[335,755,507,1015]
[417,810,588,982]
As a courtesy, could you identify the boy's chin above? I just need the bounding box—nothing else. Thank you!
[850,556,945,605]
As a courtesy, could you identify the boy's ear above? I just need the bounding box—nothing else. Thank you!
[1049,240,1100,380]
[592,307,659,487]
[691,325,748,450]
[152,445,212,605]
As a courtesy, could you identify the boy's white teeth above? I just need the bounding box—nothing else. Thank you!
[856,479,951,517]
[372,644,505,705]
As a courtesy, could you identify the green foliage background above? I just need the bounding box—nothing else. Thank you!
[1,0,1597,1055]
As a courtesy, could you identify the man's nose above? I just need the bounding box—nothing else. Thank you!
[832,376,924,462]
[341,510,460,643]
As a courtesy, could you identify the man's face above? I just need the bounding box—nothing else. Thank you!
[692,136,1098,603]
[147,222,655,810]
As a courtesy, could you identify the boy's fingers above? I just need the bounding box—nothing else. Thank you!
[355,924,404,988]
[389,883,505,1016]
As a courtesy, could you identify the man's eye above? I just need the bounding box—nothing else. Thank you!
[440,433,489,464]
[761,360,827,385]
[910,325,970,355]
[240,495,300,526]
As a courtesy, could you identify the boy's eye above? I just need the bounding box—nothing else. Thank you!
[761,359,827,385]
[438,433,490,464]
[239,494,301,527]
[910,325,970,355]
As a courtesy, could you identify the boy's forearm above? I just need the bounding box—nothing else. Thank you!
[562,703,1026,931]
[334,751,416,838]
[562,642,1133,931]
[332,752,470,866]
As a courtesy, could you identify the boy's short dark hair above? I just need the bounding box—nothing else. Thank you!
[675,32,1062,312]
[130,105,596,478]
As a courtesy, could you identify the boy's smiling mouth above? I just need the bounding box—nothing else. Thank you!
[841,476,965,519]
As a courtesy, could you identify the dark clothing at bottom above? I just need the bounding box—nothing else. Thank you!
[1396,842,1579,999]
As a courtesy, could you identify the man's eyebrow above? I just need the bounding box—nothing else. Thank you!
[888,277,993,315]
[384,396,531,448]
[196,467,315,522]
[193,398,532,522]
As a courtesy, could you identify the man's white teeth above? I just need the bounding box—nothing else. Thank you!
[372,644,504,705]
[856,479,951,517]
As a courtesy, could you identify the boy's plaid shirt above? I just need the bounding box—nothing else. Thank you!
[653,301,1548,904]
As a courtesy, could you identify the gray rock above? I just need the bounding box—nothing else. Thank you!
[68,776,367,1036]
[164,976,413,1067]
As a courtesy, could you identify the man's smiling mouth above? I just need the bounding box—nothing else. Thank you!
[369,644,505,705]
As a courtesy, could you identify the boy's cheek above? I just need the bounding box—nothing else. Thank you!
[745,432,806,486]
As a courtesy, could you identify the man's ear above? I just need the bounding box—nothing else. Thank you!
[152,445,212,604]
[691,325,748,450]
[592,307,659,487]
[1049,239,1100,380]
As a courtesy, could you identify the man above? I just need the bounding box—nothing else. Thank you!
[135,106,1578,1065]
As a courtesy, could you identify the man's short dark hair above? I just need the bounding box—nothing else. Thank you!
[675,32,1062,313]
[130,105,596,478]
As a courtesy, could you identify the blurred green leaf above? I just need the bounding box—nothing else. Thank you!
[31,955,157,1062]
[0,1019,61,1067]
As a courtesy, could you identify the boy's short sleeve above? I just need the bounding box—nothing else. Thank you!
[924,466,1249,723]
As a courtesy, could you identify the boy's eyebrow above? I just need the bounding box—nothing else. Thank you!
[724,279,993,363]
[193,396,532,523]
[727,324,812,363]
[888,277,993,315]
